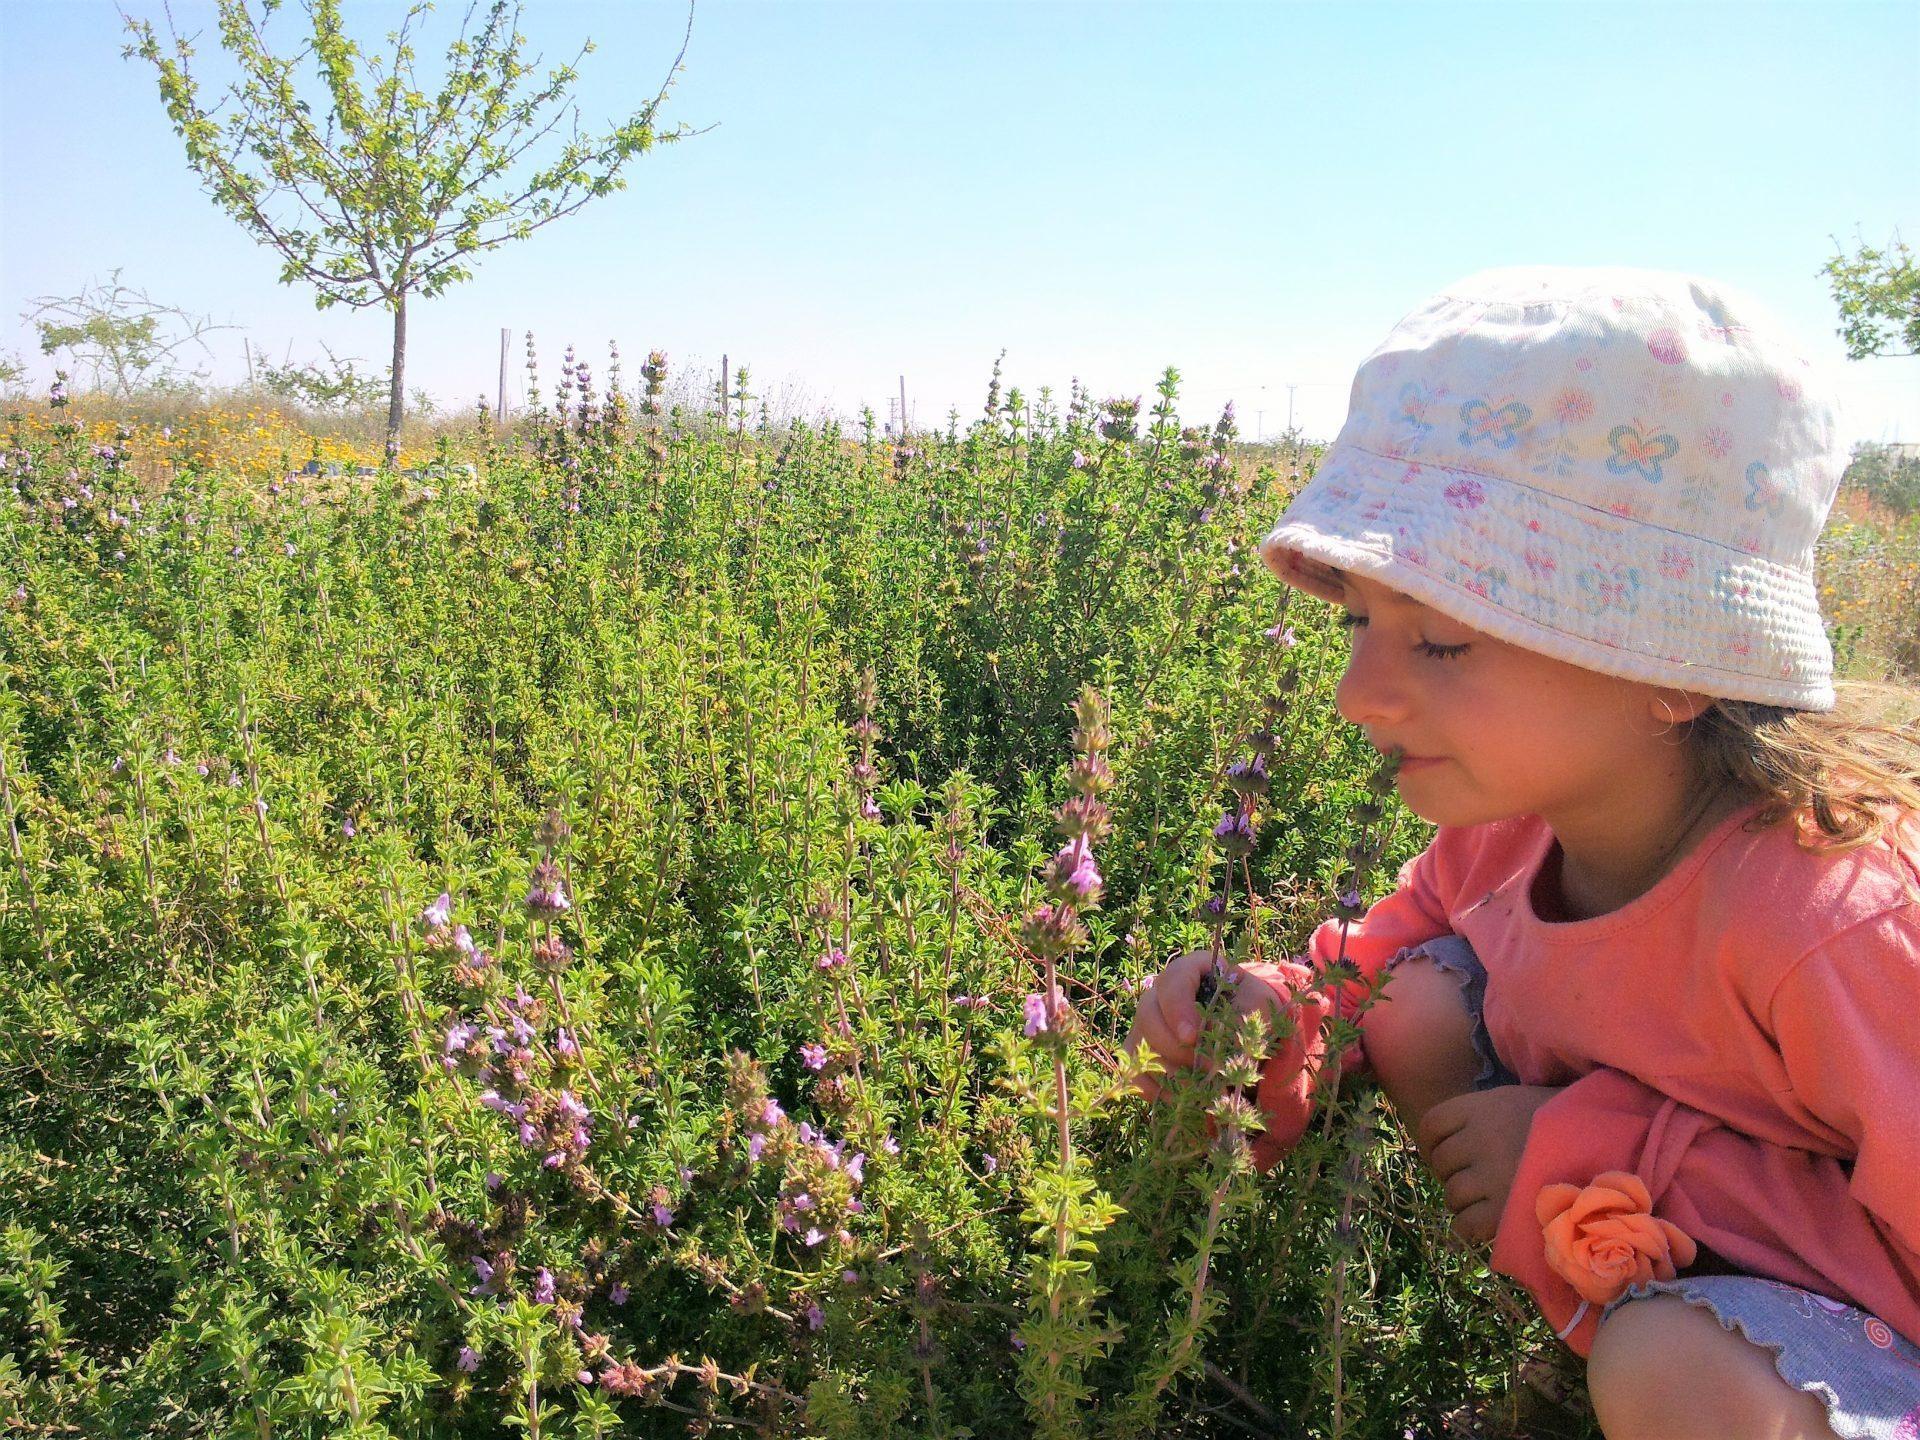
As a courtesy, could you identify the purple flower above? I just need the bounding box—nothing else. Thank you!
[816,947,849,972]
[485,1171,502,1191]
[524,860,571,916]
[533,1268,555,1305]
[748,1133,767,1162]
[761,1098,786,1128]
[804,1227,825,1247]
[652,1202,674,1229]
[858,794,881,822]
[1265,623,1298,648]
[841,1270,859,1285]
[883,1134,900,1156]
[806,1302,825,1330]
[457,1345,480,1373]
[610,1282,630,1305]
[799,1042,828,1071]
[1045,836,1102,906]
[1212,809,1256,855]
[983,1153,999,1175]
[421,891,453,929]
[1023,992,1051,1038]
[470,1257,496,1295]
[844,1153,865,1185]
[340,817,357,839]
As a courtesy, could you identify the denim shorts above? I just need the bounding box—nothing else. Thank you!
[1388,934,1920,1436]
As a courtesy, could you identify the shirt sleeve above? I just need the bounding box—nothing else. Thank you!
[1765,903,1920,1258]
[1234,833,1460,1160]
[1304,831,1462,1055]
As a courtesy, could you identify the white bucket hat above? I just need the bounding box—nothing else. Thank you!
[1260,266,1849,710]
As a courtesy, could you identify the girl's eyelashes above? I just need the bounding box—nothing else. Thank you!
[1335,610,1471,661]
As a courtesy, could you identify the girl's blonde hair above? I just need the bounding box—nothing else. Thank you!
[1691,677,1920,859]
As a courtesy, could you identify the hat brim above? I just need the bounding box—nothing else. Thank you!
[1259,443,1835,711]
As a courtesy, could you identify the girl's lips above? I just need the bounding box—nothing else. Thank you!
[1396,755,1445,772]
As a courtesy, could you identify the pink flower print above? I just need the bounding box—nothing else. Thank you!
[1443,479,1486,510]
[1526,519,1542,533]
[1574,356,1594,372]
[1777,376,1802,402]
[1605,500,1636,519]
[1702,426,1733,460]
[1604,424,1680,484]
[1457,398,1532,451]
[1698,320,1746,345]
[1553,389,1594,425]
[1359,498,1389,524]
[1736,532,1762,555]
[1721,392,1734,407]
[1743,461,1788,517]
[1656,547,1693,580]
[1646,328,1688,365]
[1404,546,1428,568]
[1728,632,1754,659]
[1523,546,1556,580]
[1895,1403,1920,1440]
[1400,463,1424,484]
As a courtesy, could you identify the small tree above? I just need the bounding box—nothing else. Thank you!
[124,0,695,459]
[24,269,229,397]
[1823,231,1919,360]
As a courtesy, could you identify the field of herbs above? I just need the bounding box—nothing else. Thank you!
[5,348,1911,1440]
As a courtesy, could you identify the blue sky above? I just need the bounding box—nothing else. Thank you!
[3,1,1915,442]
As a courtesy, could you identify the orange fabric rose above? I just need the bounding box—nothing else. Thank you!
[1535,1170,1699,1307]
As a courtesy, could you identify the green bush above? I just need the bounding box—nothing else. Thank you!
[0,360,1583,1437]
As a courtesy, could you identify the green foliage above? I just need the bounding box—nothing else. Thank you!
[1823,230,1919,359]
[0,362,1584,1437]
[1843,440,1920,517]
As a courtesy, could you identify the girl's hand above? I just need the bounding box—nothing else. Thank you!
[1122,950,1292,1103]
[1417,1084,1565,1246]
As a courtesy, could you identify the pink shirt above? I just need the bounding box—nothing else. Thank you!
[1269,798,1920,1354]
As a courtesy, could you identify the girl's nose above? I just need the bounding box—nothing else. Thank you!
[1334,631,1413,731]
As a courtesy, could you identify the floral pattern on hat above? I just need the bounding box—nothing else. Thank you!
[1262,266,1847,709]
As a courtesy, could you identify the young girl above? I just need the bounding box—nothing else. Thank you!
[1126,267,1920,1438]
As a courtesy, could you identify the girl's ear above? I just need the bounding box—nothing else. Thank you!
[1650,687,1718,727]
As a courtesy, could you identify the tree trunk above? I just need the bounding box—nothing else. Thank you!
[385,291,407,465]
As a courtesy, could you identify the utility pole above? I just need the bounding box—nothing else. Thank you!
[720,354,729,425]
[1287,383,1299,434]
[496,328,509,423]
[898,374,908,436]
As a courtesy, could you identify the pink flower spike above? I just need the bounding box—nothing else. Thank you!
[799,1042,828,1071]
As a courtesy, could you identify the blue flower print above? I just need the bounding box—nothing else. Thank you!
[1604,424,1680,484]
[1577,562,1641,614]
[1744,461,1788,517]
[1458,398,1532,450]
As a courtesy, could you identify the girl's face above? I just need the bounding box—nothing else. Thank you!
[1323,568,1709,832]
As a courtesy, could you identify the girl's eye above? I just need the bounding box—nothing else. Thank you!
[1335,611,1470,661]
